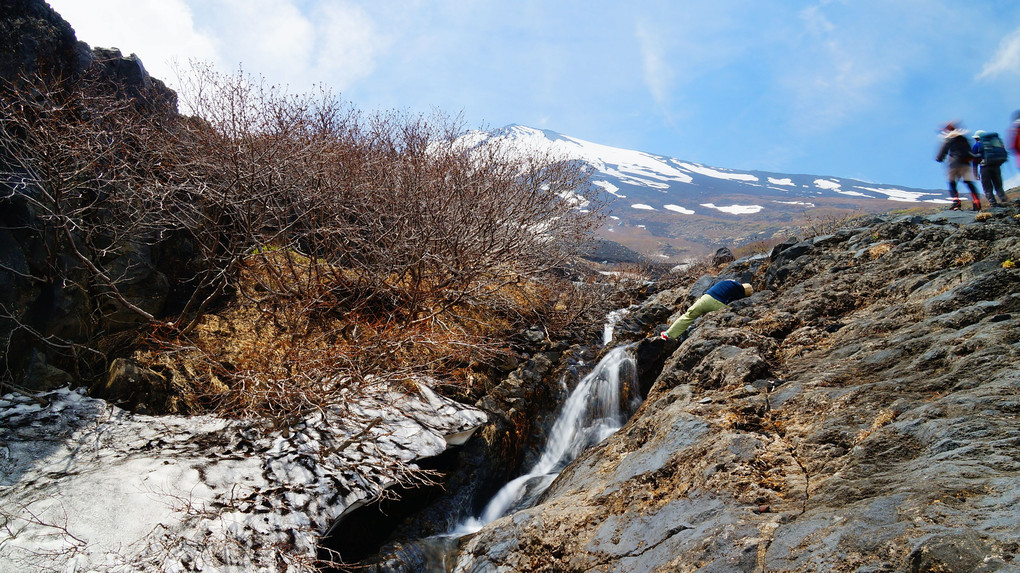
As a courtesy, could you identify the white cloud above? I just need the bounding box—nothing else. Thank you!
[309,2,383,89]
[1006,173,1020,190]
[800,5,835,35]
[200,0,316,88]
[48,0,384,93]
[978,27,1020,79]
[46,0,219,87]
[635,22,672,108]
[782,1,924,134]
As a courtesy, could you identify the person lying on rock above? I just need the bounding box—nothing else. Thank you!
[660,280,753,340]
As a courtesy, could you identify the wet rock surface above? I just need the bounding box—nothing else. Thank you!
[454,206,1020,572]
[337,336,602,571]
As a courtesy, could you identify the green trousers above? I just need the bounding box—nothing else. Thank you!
[664,294,727,339]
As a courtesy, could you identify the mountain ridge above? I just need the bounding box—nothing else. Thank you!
[472,124,948,260]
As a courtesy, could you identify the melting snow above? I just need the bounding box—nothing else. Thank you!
[664,204,696,215]
[700,203,764,215]
[854,186,932,202]
[593,180,625,198]
[631,204,656,210]
[0,384,486,572]
[813,179,842,191]
[460,125,945,207]
[478,126,695,188]
[673,161,759,182]
[834,189,870,198]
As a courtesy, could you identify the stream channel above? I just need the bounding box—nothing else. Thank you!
[424,331,642,570]
[319,310,649,571]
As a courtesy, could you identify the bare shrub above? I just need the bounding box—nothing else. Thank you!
[2,62,608,425]
[0,71,183,383]
[798,210,871,238]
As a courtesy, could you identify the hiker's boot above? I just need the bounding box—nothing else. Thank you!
[972,202,981,211]
[951,200,962,211]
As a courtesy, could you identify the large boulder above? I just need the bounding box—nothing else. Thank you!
[91,358,177,414]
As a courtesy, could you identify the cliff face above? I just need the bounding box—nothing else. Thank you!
[455,207,1020,572]
[0,0,89,84]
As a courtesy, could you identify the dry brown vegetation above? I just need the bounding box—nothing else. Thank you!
[0,64,611,420]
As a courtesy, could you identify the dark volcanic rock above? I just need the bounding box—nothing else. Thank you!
[0,0,90,84]
[453,205,1020,572]
[0,0,180,390]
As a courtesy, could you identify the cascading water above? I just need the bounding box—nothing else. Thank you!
[372,317,644,572]
[602,307,630,346]
[452,343,640,535]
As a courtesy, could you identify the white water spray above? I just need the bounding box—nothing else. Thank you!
[453,344,639,535]
[602,308,630,346]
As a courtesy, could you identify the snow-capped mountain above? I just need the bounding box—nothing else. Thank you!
[467,125,946,260]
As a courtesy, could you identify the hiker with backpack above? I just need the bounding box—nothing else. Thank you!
[936,122,982,211]
[972,130,1010,207]
[659,279,753,340]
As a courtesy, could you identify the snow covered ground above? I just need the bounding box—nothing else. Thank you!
[0,383,486,572]
[464,125,947,212]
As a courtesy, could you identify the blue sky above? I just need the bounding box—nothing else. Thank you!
[48,0,1020,191]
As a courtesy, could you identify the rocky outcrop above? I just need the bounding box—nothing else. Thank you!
[0,0,91,85]
[454,206,1020,572]
[1,0,180,392]
[90,358,177,414]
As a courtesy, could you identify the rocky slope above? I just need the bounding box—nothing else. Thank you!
[453,206,1020,572]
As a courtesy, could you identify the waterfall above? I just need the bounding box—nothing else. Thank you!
[602,308,630,346]
[452,344,639,535]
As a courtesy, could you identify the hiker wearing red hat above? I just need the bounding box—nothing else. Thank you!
[936,122,982,211]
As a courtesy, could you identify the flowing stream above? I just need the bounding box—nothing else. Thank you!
[390,321,643,572]
[452,342,640,536]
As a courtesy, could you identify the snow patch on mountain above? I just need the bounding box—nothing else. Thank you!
[701,203,765,215]
[856,186,941,202]
[814,179,842,191]
[459,125,946,219]
[478,125,694,189]
[593,180,625,198]
[664,204,696,215]
[673,161,759,182]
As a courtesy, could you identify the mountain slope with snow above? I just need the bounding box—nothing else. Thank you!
[468,125,948,260]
